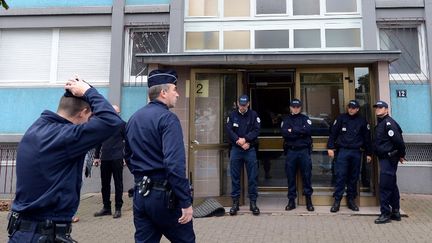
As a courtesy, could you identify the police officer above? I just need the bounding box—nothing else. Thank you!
[8,77,123,243]
[226,94,261,216]
[327,100,372,213]
[373,100,406,224]
[281,99,314,211]
[125,69,195,242]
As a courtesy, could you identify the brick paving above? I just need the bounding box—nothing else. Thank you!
[1,193,431,243]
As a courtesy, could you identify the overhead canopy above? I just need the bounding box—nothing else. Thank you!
[136,50,400,66]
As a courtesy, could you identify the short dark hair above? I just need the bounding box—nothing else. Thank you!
[57,96,91,117]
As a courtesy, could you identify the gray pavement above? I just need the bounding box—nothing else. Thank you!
[1,193,431,243]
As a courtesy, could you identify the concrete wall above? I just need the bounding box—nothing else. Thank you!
[398,166,432,194]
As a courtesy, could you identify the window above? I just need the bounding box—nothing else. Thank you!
[57,28,111,82]
[294,29,321,48]
[293,0,320,15]
[186,31,219,50]
[224,0,250,17]
[379,25,428,81]
[255,30,289,49]
[325,28,361,47]
[188,0,218,17]
[326,0,357,13]
[0,29,52,82]
[256,0,286,15]
[126,28,169,86]
[224,31,250,49]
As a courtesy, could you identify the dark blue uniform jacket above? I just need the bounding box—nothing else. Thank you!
[125,100,192,209]
[327,113,372,155]
[12,88,124,222]
[281,113,312,149]
[226,109,260,148]
[94,122,126,160]
[374,115,406,159]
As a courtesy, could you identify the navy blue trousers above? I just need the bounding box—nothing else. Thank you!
[379,157,400,215]
[8,221,45,243]
[133,187,195,243]
[285,148,313,199]
[333,149,362,201]
[230,146,258,201]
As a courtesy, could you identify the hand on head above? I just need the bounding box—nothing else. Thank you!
[65,75,91,97]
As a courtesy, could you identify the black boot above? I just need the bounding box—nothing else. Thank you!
[347,198,359,211]
[285,199,295,211]
[250,201,260,216]
[94,208,112,217]
[330,199,340,213]
[391,209,401,221]
[229,199,240,216]
[374,214,391,224]
[306,196,314,212]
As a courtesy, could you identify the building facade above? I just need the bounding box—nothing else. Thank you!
[1,0,431,205]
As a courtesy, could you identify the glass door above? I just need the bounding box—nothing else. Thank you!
[188,69,241,206]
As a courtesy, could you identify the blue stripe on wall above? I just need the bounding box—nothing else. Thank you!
[121,86,148,121]
[8,0,113,8]
[390,84,432,134]
[0,87,108,134]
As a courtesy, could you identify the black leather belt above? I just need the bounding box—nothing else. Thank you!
[152,181,169,191]
[15,219,71,234]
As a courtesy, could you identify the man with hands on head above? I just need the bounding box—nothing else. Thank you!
[7,76,123,243]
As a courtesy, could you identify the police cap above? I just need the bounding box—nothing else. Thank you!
[373,100,389,108]
[148,69,178,88]
[347,100,360,108]
[238,95,249,106]
[290,98,302,107]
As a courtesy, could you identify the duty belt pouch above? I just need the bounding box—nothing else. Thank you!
[138,176,152,197]
[7,211,20,236]
[166,189,176,209]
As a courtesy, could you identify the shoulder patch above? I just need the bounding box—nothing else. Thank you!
[388,130,394,137]
[367,124,370,130]
[307,119,312,125]
[333,120,337,125]
[386,122,391,126]
[257,117,261,123]
[226,117,229,123]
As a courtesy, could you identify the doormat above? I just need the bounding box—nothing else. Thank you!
[193,198,226,218]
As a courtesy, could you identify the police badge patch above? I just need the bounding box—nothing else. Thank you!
[257,117,261,123]
[388,130,394,137]
[307,119,312,125]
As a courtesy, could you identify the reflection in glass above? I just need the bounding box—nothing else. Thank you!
[326,0,357,13]
[311,150,334,187]
[224,0,250,17]
[300,73,344,136]
[256,0,286,14]
[294,29,321,48]
[188,0,218,16]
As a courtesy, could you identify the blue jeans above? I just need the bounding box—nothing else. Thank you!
[230,146,258,201]
[379,157,400,215]
[333,149,362,201]
[285,148,313,199]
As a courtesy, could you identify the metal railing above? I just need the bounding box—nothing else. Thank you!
[0,143,17,198]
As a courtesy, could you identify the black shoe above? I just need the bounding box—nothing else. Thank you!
[250,201,260,216]
[229,200,240,216]
[306,196,314,212]
[347,198,359,211]
[285,199,296,211]
[391,210,401,221]
[330,200,341,213]
[113,210,121,219]
[94,208,112,217]
[375,214,391,224]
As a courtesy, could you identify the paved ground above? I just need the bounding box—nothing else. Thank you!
[1,193,431,243]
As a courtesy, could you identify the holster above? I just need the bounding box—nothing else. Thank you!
[166,189,177,209]
[137,176,152,197]
[7,211,20,236]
